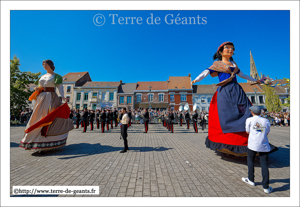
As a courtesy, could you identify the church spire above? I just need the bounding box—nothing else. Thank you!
[249,50,260,83]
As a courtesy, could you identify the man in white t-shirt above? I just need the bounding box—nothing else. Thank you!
[242,105,273,194]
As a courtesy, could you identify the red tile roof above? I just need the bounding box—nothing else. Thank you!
[63,72,89,82]
[82,81,120,87]
[239,82,263,92]
[136,81,168,90]
[168,76,192,89]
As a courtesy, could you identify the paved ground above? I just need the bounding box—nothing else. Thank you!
[10,123,290,197]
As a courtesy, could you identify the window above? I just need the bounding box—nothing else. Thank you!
[67,86,71,93]
[118,107,122,110]
[281,99,285,104]
[92,104,97,110]
[83,104,87,109]
[66,96,70,102]
[120,96,124,104]
[136,94,141,102]
[159,94,164,102]
[259,96,264,104]
[127,96,132,104]
[84,93,88,101]
[76,104,80,109]
[102,93,106,100]
[207,97,211,103]
[250,96,256,104]
[92,92,97,98]
[110,93,114,101]
[76,93,81,101]
[170,94,174,102]
[180,94,187,102]
[148,94,153,102]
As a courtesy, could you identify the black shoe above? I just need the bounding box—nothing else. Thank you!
[120,149,127,153]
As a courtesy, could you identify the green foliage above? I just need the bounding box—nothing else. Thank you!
[10,56,41,116]
[282,96,290,108]
[262,85,282,112]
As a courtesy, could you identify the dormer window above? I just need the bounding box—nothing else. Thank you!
[107,84,109,86]
[78,75,81,77]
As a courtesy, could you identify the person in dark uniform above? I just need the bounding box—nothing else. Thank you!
[169,110,175,133]
[96,110,100,129]
[75,109,81,129]
[119,110,123,129]
[185,111,191,129]
[106,109,110,130]
[192,110,198,133]
[120,107,129,153]
[100,109,106,133]
[89,110,95,131]
[167,111,170,131]
[82,108,88,133]
[87,110,90,127]
[199,112,205,131]
[143,108,149,133]
[81,110,84,127]
[108,109,113,129]
[179,112,183,126]
[113,108,118,127]
[69,110,74,120]
[128,109,132,127]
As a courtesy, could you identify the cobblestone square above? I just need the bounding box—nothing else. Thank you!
[10,123,290,197]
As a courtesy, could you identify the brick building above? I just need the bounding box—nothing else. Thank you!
[168,75,193,111]
[134,81,169,110]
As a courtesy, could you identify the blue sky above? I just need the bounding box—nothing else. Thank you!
[10,10,290,85]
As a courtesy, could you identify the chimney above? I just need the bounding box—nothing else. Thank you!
[188,73,191,77]
[120,80,122,84]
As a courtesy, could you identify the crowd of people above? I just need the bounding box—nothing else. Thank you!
[261,111,290,127]
[68,108,209,126]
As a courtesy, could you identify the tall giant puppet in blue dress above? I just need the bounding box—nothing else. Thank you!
[191,42,261,155]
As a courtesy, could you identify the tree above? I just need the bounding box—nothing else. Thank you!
[10,56,41,116]
[282,96,290,109]
[262,85,281,112]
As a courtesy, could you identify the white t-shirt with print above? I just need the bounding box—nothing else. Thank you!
[245,115,271,152]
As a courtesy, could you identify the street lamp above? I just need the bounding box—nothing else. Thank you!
[253,88,258,106]
[149,86,152,109]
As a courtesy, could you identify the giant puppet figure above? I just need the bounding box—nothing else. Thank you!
[191,42,262,155]
[20,60,74,152]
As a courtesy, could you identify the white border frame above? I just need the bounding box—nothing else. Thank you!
[2,1,299,207]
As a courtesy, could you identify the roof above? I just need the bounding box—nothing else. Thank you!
[82,81,120,87]
[136,81,168,91]
[118,83,137,93]
[192,84,217,94]
[273,86,288,94]
[63,72,89,82]
[168,76,191,89]
[239,82,263,93]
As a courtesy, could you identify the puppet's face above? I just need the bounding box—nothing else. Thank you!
[220,44,234,58]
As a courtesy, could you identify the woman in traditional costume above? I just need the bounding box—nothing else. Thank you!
[20,60,74,152]
[191,42,262,155]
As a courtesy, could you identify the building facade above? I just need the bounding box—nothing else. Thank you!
[117,82,137,110]
[192,84,217,112]
[73,81,120,110]
[134,81,169,110]
[62,72,92,109]
[168,75,193,111]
